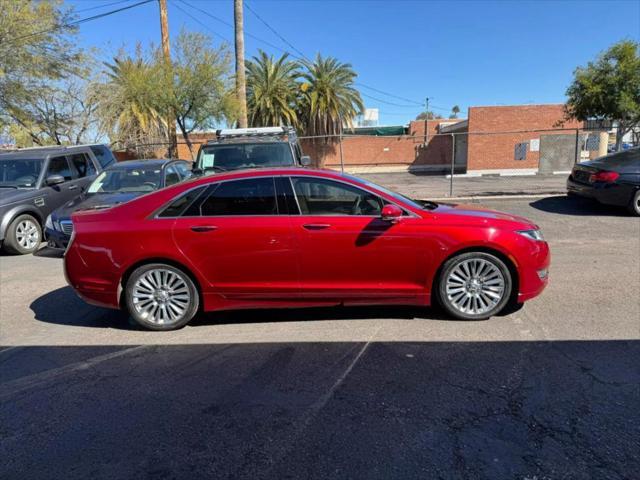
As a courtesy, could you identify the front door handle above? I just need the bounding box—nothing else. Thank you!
[190,225,218,232]
[68,185,78,190]
[303,223,331,230]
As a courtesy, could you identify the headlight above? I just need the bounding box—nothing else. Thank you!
[517,229,544,241]
[45,215,54,230]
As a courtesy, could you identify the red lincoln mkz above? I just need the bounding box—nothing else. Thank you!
[64,168,550,330]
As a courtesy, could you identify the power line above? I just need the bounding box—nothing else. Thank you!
[7,0,154,46]
[74,0,136,14]
[244,1,309,61]
[170,0,227,42]
[179,0,435,110]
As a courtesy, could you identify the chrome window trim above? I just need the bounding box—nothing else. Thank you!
[288,175,419,218]
[152,173,420,219]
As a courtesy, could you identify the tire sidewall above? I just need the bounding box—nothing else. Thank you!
[630,190,640,217]
[438,252,513,320]
[4,214,42,255]
[125,263,199,331]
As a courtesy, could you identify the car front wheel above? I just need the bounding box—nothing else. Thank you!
[438,252,512,320]
[628,190,640,217]
[3,214,42,255]
[125,263,199,331]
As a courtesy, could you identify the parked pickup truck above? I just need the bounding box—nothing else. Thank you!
[193,127,311,175]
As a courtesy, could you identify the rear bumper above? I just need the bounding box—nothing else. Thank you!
[566,177,632,207]
[64,243,120,309]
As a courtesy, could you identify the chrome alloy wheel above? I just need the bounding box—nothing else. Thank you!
[131,268,191,325]
[445,258,506,316]
[16,219,40,250]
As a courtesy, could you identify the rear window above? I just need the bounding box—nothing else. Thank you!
[197,143,294,171]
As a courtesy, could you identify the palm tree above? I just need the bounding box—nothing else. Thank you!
[450,105,461,119]
[245,51,301,127]
[298,54,364,138]
[98,54,167,157]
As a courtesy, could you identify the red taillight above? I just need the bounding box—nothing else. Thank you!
[589,170,619,183]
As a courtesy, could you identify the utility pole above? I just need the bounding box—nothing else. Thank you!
[234,0,248,128]
[424,97,429,145]
[158,0,177,157]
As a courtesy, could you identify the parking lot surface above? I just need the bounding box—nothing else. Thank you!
[1,196,639,479]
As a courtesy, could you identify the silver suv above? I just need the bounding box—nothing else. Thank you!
[0,144,115,254]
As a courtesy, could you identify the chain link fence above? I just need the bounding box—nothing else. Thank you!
[103,126,629,199]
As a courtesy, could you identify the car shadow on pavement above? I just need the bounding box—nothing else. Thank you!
[31,286,486,330]
[2,340,639,479]
[530,195,631,216]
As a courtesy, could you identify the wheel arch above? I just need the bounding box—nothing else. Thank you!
[431,245,520,307]
[118,257,204,310]
[0,206,44,241]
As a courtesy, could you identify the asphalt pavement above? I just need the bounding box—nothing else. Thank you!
[1,195,639,479]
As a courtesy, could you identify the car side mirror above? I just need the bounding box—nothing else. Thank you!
[381,204,403,223]
[46,174,65,186]
[300,155,312,167]
[191,167,203,176]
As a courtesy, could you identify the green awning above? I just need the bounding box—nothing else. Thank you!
[342,126,407,136]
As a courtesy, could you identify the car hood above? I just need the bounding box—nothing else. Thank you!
[52,192,142,220]
[0,188,37,207]
[432,203,536,229]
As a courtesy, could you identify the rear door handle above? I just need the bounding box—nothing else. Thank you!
[303,223,331,230]
[190,225,218,232]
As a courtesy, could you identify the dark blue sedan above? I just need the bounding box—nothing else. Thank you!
[45,159,191,250]
[567,148,640,216]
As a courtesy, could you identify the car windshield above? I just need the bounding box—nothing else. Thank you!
[87,167,162,194]
[344,174,438,210]
[0,157,45,188]
[197,142,295,171]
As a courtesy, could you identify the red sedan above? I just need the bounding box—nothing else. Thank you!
[64,168,550,330]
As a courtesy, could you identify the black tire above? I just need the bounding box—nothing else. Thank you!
[628,190,640,217]
[437,252,513,321]
[3,214,42,255]
[125,263,199,331]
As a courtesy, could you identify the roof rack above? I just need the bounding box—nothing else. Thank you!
[215,126,295,138]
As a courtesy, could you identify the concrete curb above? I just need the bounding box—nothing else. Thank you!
[427,193,566,202]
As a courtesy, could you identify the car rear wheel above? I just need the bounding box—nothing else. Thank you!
[438,252,512,320]
[125,263,199,331]
[628,190,640,217]
[3,214,42,255]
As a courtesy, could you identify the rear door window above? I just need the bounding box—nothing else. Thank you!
[47,156,75,181]
[69,153,96,177]
[199,178,277,216]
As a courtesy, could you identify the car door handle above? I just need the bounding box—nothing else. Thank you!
[68,185,78,190]
[190,225,218,232]
[303,223,331,230]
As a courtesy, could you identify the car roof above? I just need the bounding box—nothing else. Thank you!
[105,159,182,170]
[0,145,99,160]
[187,167,347,186]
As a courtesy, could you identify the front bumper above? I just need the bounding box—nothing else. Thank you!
[45,227,71,250]
[516,240,550,303]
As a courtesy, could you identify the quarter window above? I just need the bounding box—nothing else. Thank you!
[200,178,277,216]
[291,177,383,216]
[158,186,207,218]
[89,145,116,168]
